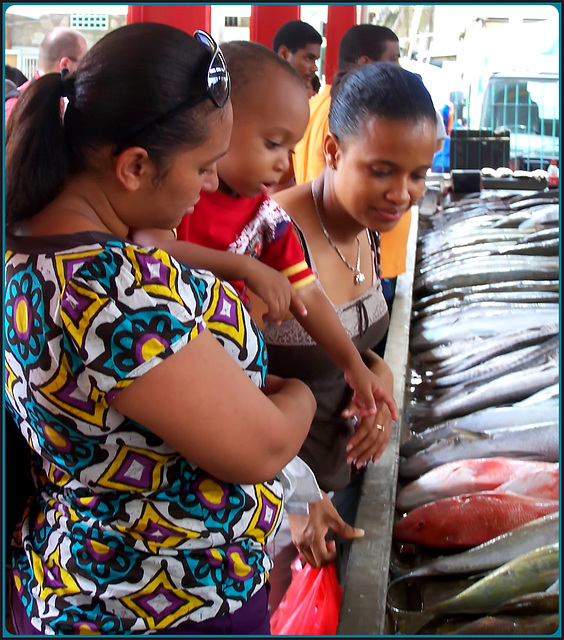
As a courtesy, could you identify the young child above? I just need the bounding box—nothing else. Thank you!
[131,41,398,423]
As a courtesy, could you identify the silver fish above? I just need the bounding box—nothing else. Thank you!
[413,291,559,320]
[399,422,559,479]
[518,204,560,229]
[401,415,558,457]
[408,361,559,426]
[418,229,528,261]
[516,226,560,243]
[413,281,560,315]
[411,322,559,364]
[503,237,560,256]
[410,305,559,351]
[517,382,560,405]
[390,512,559,580]
[391,543,560,635]
[507,193,559,209]
[429,336,559,388]
[413,255,560,294]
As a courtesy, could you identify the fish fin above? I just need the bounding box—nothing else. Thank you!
[451,427,491,440]
[394,609,436,635]
[497,452,548,461]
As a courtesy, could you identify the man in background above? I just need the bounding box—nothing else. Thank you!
[5,26,88,123]
[273,19,322,91]
[269,20,323,193]
[293,25,400,184]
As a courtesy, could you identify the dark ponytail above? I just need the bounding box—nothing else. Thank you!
[5,74,70,232]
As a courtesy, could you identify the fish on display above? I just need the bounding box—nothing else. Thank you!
[517,203,560,229]
[392,186,561,635]
[390,512,559,581]
[396,458,558,512]
[413,255,560,295]
[400,403,558,456]
[502,236,560,255]
[496,466,559,501]
[399,422,559,478]
[407,361,559,427]
[392,543,559,635]
[410,305,559,351]
[411,321,559,364]
[544,579,559,594]
[507,193,559,209]
[517,382,560,405]
[490,590,560,616]
[392,491,558,549]
[417,231,529,266]
[446,613,560,636]
[425,335,559,389]
[413,290,559,321]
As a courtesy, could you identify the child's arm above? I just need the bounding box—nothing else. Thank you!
[296,281,399,421]
[130,228,307,325]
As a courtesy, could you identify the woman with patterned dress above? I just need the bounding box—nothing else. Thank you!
[4,23,315,635]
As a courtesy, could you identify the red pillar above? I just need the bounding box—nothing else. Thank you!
[250,4,300,49]
[324,4,357,84]
[127,5,211,34]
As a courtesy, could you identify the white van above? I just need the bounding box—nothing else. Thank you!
[479,71,559,170]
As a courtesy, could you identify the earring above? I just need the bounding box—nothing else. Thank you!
[328,162,336,170]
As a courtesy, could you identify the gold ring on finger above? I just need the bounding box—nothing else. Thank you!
[376,423,385,431]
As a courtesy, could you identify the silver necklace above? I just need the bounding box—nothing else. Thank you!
[311,180,365,285]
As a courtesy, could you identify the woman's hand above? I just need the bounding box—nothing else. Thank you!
[342,400,393,469]
[288,493,364,568]
[344,361,398,422]
[243,259,307,325]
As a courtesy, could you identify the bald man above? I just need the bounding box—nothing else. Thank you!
[5,27,88,123]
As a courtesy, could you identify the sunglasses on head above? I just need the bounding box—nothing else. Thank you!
[194,29,230,108]
[113,30,230,155]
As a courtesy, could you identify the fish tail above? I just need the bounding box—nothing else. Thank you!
[394,609,436,635]
[388,558,417,578]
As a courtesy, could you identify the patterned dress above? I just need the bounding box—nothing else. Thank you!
[4,232,283,634]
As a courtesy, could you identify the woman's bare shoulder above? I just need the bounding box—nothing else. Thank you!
[271,182,312,224]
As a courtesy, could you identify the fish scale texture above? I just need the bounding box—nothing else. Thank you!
[393,491,559,549]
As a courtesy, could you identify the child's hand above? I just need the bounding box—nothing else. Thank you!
[342,401,393,469]
[244,259,307,324]
[343,363,398,422]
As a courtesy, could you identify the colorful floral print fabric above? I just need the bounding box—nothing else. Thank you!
[4,233,282,634]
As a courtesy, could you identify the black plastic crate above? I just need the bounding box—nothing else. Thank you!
[450,128,510,170]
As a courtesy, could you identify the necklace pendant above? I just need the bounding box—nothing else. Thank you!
[354,272,365,285]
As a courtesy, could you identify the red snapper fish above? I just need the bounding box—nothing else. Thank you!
[396,457,558,512]
[393,491,559,550]
[497,466,559,501]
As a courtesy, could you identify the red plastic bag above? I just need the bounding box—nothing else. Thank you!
[270,559,343,635]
